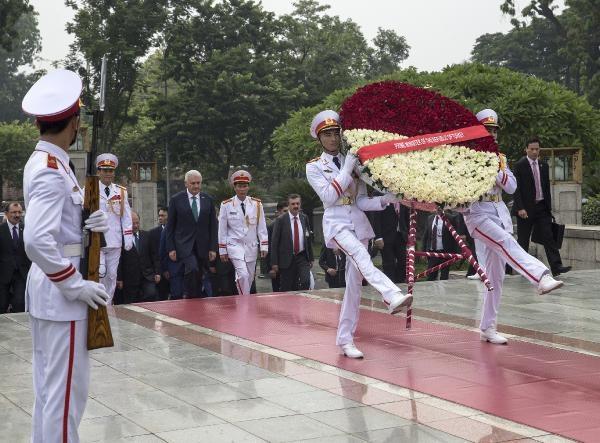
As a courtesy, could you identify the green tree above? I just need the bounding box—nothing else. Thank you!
[0,10,41,121]
[272,64,600,195]
[367,28,410,78]
[0,121,37,200]
[0,0,33,51]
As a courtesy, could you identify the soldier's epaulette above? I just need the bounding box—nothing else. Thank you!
[250,197,261,202]
[221,198,233,204]
[115,184,126,189]
[307,156,320,163]
[47,154,58,170]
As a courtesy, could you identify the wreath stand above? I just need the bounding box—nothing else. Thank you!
[403,200,493,329]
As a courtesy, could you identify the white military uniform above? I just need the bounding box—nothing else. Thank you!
[306,151,402,345]
[463,167,549,331]
[218,196,268,295]
[23,141,90,443]
[98,181,133,302]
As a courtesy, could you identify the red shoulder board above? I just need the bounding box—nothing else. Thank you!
[251,197,261,202]
[47,154,58,169]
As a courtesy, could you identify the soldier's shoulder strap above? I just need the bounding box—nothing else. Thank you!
[221,198,233,204]
[307,156,320,164]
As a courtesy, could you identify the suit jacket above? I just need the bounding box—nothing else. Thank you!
[512,156,552,215]
[371,204,409,243]
[166,191,218,266]
[422,214,458,252]
[117,231,154,287]
[270,212,313,269]
[147,224,164,276]
[0,222,31,283]
[318,247,346,287]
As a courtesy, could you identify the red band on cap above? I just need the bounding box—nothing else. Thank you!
[316,118,340,135]
[36,100,80,122]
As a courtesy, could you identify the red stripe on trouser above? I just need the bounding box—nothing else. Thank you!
[333,238,366,284]
[63,321,75,443]
[474,228,540,283]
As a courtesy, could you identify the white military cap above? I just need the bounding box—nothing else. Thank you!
[475,109,499,127]
[230,169,252,186]
[96,153,118,170]
[310,110,341,139]
[22,69,82,122]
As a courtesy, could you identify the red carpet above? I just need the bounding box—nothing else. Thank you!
[138,294,600,442]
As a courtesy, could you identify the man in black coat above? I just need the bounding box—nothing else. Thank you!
[371,202,409,283]
[148,206,169,300]
[116,211,158,304]
[270,194,313,291]
[166,170,218,298]
[0,202,31,313]
[266,201,288,292]
[422,212,459,280]
[319,247,346,288]
[512,137,570,276]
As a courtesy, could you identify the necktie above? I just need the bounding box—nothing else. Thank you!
[293,216,300,254]
[105,186,110,197]
[431,217,438,250]
[332,156,341,170]
[241,202,246,215]
[191,196,199,221]
[134,233,139,250]
[532,160,543,201]
[12,225,19,248]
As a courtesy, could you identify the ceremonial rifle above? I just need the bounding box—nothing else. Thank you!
[83,55,114,350]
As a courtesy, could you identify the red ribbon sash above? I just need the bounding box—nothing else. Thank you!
[356,125,490,163]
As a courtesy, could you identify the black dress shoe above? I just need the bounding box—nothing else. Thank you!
[552,266,572,277]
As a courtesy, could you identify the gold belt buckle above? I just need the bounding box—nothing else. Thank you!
[341,196,353,205]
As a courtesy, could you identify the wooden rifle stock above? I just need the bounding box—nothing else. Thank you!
[84,175,114,349]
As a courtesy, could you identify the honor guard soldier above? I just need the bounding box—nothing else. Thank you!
[306,110,412,359]
[21,69,110,442]
[96,153,134,303]
[462,109,563,345]
[218,170,268,295]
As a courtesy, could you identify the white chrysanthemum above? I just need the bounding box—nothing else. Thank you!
[344,129,498,207]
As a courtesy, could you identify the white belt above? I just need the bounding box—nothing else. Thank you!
[62,243,83,257]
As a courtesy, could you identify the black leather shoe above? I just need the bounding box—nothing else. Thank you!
[552,266,572,277]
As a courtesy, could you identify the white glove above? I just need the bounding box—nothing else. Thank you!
[381,192,400,205]
[84,210,109,233]
[342,153,358,175]
[75,281,109,309]
[123,236,133,251]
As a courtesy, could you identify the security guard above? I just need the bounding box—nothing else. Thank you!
[463,109,563,345]
[218,170,268,295]
[22,69,110,442]
[96,153,133,303]
[306,110,412,359]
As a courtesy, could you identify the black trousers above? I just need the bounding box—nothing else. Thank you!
[121,279,159,304]
[427,250,451,281]
[381,233,407,283]
[0,272,26,313]
[516,201,562,273]
[279,253,311,291]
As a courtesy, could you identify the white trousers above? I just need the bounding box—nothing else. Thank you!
[333,229,401,346]
[100,247,121,302]
[30,317,89,443]
[472,218,548,331]
[230,258,257,296]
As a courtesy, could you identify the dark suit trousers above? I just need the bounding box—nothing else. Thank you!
[122,280,159,304]
[0,272,26,313]
[427,251,451,281]
[279,253,311,291]
[381,233,407,283]
[183,245,206,298]
[516,201,562,273]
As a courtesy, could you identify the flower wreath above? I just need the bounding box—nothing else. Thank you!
[339,81,501,209]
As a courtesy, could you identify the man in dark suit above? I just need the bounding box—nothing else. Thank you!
[116,211,158,304]
[166,170,218,298]
[159,227,184,299]
[512,137,570,277]
[422,212,459,280]
[266,201,288,292]
[319,247,346,288]
[148,206,169,300]
[371,202,409,283]
[270,194,313,291]
[0,202,31,313]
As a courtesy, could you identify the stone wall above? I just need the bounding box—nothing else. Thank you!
[529,225,600,270]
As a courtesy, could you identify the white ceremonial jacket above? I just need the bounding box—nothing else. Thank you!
[98,181,133,250]
[463,168,517,234]
[23,141,88,321]
[218,195,268,261]
[306,152,386,248]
